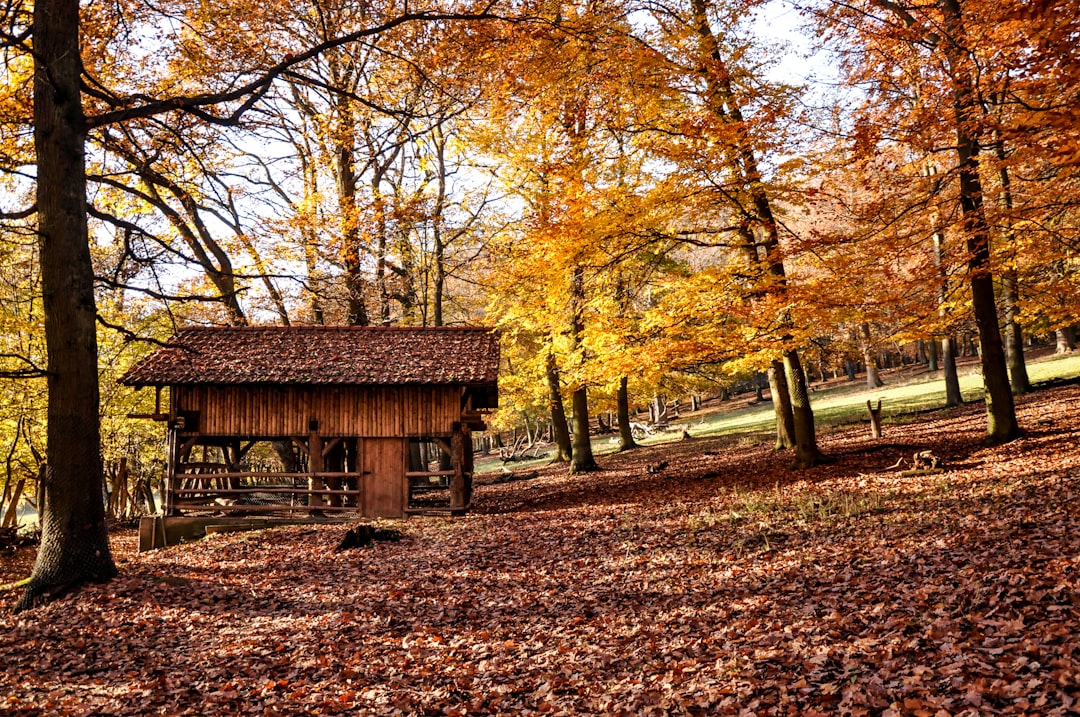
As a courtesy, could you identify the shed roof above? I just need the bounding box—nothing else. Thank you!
[120,326,500,387]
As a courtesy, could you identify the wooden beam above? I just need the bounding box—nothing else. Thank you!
[308,432,324,508]
[321,437,343,457]
[450,424,467,511]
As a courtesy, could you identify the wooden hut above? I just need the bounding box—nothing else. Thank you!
[121,326,499,521]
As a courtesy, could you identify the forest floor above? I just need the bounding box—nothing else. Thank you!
[2,384,1079,715]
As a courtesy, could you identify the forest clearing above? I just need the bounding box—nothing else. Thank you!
[2,376,1078,715]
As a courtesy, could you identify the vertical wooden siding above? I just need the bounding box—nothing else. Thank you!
[176,385,464,437]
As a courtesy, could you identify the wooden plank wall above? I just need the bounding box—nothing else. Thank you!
[174,385,464,438]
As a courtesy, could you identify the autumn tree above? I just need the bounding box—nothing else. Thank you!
[811,0,1048,441]
[9,0,507,609]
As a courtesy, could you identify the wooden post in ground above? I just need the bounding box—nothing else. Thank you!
[165,424,179,516]
[308,429,324,510]
[867,399,883,439]
[450,422,467,514]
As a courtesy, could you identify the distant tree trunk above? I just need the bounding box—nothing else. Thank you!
[927,337,939,372]
[992,114,1030,395]
[545,352,573,463]
[431,125,448,327]
[767,360,795,450]
[18,0,117,611]
[860,323,884,388]
[1056,327,1076,354]
[941,336,963,407]
[337,98,370,327]
[845,360,857,381]
[1003,285,1030,393]
[616,376,638,452]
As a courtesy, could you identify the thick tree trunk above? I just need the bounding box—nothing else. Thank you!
[569,386,598,473]
[927,336,939,372]
[19,0,117,611]
[545,353,573,463]
[784,349,822,468]
[940,0,1019,442]
[615,376,638,452]
[767,360,795,450]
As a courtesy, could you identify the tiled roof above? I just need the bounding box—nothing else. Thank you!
[120,326,500,387]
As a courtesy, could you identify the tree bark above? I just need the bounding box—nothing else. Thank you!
[860,322,884,388]
[941,336,963,407]
[1056,327,1076,354]
[567,266,597,473]
[941,0,1019,443]
[615,376,638,451]
[568,385,598,473]
[992,117,1031,395]
[767,360,795,450]
[784,349,823,468]
[19,0,117,610]
[544,352,573,463]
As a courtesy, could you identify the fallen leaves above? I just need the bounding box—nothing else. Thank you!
[1,385,1079,715]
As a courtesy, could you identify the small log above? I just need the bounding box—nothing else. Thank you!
[867,399,883,439]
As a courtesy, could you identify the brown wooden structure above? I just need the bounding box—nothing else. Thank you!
[121,326,499,518]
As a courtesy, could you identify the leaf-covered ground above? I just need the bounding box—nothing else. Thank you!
[2,386,1079,716]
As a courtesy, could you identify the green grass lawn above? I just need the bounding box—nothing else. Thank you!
[478,351,1080,472]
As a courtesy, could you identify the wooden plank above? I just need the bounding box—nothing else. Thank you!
[173,503,365,514]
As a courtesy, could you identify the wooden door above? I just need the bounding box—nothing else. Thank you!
[361,438,405,517]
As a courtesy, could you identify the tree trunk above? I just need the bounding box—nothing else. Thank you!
[18,0,117,611]
[927,336,939,372]
[941,0,1019,443]
[569,386,598,473]
[616,376,638,452]
[545,352,573,463]
[567,265,597,474]
[1003,281,1030,393]
[860,322,884,388]
[784,349,823,468]
[941,336,963,407]
[993,112,1031,395]
[1056,327,1076,353]
[338,113,369,327]
[767,360,795,450]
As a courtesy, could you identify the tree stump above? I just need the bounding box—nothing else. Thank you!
[867,399,883,439]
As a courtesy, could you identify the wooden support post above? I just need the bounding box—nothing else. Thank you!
[463,426,474,507]
[867,399,883,439]
[308,432,324,509]
[165,425,179,516]
[450,423,467,513]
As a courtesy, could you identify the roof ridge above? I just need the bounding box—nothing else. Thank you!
[175,325,495,332]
